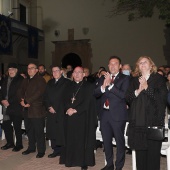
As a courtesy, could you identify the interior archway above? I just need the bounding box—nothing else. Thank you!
[62,53,82,69]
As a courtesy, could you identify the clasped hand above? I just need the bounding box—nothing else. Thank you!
[20,98,30,108]
[66,108,77,116]
[102,72,112,89]
[1,100,9,107]
[48,107,56,114]
[137,76,148,95]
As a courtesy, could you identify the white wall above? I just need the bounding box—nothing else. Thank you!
[0,0,11,16]
[37,0,167,72]
[0,0,36,25]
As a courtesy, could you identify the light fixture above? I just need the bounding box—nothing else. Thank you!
[7,11,13,17]
[54,30,60,37]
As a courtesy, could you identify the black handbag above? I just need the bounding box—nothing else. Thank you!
[147,126,165,141]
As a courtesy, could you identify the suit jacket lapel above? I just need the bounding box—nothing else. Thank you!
[55,76,65,87]
[114,72,121,84]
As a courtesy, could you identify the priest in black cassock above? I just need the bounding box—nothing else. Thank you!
[60,66,97,170]
[44,65,71,158]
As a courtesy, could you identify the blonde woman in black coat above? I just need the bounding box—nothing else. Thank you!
[126,56,167,170]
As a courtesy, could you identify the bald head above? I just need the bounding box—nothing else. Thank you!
[72,66,85,82]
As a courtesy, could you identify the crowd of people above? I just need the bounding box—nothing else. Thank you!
[0,56,170,170]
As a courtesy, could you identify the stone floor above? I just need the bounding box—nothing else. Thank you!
[0,138,167,170]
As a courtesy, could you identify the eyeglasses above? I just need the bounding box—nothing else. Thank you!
[73,71,83,74]
[52,70,60,73]
[28,67,36,70]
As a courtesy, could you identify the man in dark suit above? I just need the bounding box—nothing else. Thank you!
[44,65,71,158]
[94,56,130,170]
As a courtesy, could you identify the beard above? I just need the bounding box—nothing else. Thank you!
[39,72,45,76]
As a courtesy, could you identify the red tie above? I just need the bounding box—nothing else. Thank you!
[105,75,115,107]
[105,99,109,107]
[111,75,115,84]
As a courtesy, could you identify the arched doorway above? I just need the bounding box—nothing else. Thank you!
[52,39,92,71]
[62,53,82,69]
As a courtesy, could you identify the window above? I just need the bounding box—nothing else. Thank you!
[20,4,26,24]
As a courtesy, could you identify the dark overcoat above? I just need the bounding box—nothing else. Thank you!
[60,80,97,167]
[44,76,71,145]
[0,74,23,116]
[126,73,167,150]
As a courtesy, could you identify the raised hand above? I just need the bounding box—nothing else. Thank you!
[139,76,148,90]
[102,72,112,89]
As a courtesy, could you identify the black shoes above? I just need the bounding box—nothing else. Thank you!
[36,153,45,158]
[101,165,114,170]
[22,149,36,155]
[81,166,88,170]
[96,140,103,150]
[1,143,15,150]
[22,149,44,158]
[126,149,132,155]
[1,144,23,152]
[48,152,60,158]
[101,165,122,170]
[12,145,23,152]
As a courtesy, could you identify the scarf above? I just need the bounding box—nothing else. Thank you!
[3,77,13,121]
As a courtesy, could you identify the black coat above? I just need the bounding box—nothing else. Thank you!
[168,90,170,106]
[44,76,71,145]
[60,80,97,167]
[0,74,23,116]
[94,77,103,120]
[126,73,167,150]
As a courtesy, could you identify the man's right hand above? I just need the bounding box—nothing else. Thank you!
[102,72,111,89]
[20,98,30,107]
[1,100,9,107]
[48,107,56,114]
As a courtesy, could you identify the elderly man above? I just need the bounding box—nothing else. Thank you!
[19,63,46,158]
[60,66,97,170]
[44,65,71,158]
[0,63,23,151]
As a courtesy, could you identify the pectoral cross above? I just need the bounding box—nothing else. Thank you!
[71,97,76,104]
